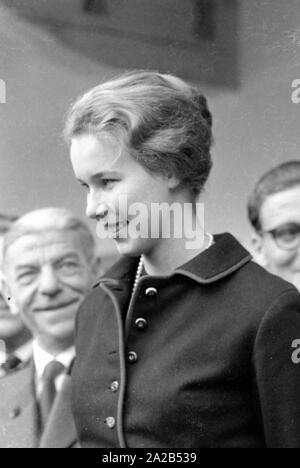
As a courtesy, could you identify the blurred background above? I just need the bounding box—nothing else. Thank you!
[0,0,300,265]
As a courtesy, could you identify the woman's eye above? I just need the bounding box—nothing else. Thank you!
[102,179,116,188]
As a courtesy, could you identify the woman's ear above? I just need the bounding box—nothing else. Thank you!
[166,173,180,190]
[251,233,268,268]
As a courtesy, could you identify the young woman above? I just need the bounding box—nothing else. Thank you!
[65,71,300,448]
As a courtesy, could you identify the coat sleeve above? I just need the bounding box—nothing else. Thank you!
[253,288,300,448]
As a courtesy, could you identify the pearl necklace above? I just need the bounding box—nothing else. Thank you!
[131,233,214,297]
[131,256,144,297]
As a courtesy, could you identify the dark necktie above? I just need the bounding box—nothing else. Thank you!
[39,360,65,429]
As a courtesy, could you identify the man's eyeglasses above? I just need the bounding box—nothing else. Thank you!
[262,223,300,251]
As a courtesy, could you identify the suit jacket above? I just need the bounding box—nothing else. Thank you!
[0,360,78,448]
[72,233,300,448]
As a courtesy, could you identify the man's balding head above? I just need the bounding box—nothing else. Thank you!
[2,207,95,267]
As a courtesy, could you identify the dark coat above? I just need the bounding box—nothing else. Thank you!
[72,233,300,448]
[0,360,78,448]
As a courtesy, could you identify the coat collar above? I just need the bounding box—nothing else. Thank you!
[95,233,252,288]
[175,233,252,284]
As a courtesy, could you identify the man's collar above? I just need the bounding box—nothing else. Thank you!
[95,233,252,287]
[14,339,33,363]
[32,341,75,382]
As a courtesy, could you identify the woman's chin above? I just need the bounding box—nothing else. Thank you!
[114,237,137,256]
[114,236,149,257]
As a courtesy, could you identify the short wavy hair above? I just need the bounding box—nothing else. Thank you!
[64,71,213,198]
[248,161,300,232]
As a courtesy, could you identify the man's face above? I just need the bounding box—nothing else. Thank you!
[3,230,94,351]
[70,133,177,257]
[254,186,300,290]
[0,236,25,341]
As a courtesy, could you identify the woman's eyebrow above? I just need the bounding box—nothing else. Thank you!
[76,172,120,185]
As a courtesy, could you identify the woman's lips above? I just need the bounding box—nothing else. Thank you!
[104,221,128,235]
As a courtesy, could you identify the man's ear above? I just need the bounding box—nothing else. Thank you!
[251,232,268,268]
[0,274,19,315]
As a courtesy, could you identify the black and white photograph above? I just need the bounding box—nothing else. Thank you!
[0,0,300,450]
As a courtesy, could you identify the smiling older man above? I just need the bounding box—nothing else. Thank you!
[0,214,32,377]
[0,208,98,448]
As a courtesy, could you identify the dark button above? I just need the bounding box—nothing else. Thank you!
[135,318,148,330]
[145,287,157,297]
[110,381,119,393]
[9,407,21,419]
[105,416,116,429]
[128,351,138,364]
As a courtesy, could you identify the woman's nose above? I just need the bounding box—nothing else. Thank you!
[85,192,108,220]
[96,203,109,221]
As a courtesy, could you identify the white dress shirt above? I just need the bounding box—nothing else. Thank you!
[14,339,33,363]
[33,341,75,399]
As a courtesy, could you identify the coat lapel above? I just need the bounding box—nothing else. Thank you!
[39,374,78,448]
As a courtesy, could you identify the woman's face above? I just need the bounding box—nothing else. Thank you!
[70,133,177,257]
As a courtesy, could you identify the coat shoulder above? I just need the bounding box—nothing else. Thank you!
[224,259,300,329]
[236,259,298,300]
[0,361,38,448]
[0,361,33,406]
